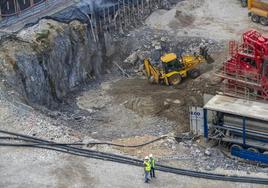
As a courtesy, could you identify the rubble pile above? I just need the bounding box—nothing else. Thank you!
[179,140,267,173]
[120,28,223,77]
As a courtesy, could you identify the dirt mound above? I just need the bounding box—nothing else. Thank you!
[109,78,185,117]
[124,96,165,116]
[109,77,218,133]
[175,10,195,27]
[145,0,267,41]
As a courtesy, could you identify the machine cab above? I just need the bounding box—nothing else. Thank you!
[160,53,184,73]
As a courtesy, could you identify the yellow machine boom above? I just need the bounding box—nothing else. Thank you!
[144,59,160,84]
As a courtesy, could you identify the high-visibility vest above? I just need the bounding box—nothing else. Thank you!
[144,161,151,172]
[150,158,155,168]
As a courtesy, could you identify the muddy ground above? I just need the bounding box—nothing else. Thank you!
[1,0,268,187]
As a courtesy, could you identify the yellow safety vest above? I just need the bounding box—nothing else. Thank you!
[150,158,155,168]
[144,161,151,172]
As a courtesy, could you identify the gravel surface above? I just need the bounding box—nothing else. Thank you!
[1,147,267,188]
[145,0,268,40]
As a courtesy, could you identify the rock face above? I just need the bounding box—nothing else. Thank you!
[0,20,103,106]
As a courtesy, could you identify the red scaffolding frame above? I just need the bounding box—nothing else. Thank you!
[215,35,268,102]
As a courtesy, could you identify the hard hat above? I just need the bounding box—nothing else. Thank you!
[149,154,153,158]
[145,156,149,160]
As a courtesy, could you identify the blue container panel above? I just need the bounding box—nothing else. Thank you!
[231,147,268,164]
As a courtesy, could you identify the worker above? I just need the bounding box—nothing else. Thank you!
[143,156,151,183]
[199,43,209,60]
[149,154,156,178]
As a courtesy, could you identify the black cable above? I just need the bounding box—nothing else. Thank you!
[1,130,268,185]
[0,142,83,147]
[0,135,167,148]
[2,141,268,184]
[0,137,84,146]
[0,131,144,163]
[0,143,143,166]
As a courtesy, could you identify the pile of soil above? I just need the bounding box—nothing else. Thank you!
[109,73,219,133]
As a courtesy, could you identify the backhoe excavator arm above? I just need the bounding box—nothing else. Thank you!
[144,59,161,84]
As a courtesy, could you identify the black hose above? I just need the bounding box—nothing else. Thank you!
[2,141,268,184]
[1,130,268,185]
[0,137,84,146]
[2,144,140,165]
[0,132,155,163]
[85,136,167,147]
[3,139,266,184]
[0,142,83,147]
[0,143,143,166]
[0,130,144,163]
[0,135,167,148]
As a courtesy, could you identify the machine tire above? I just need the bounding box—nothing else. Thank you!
[230,144,243,151]
[247,147,259,153]
[260,17,268,26]
[168,74,182,85]
[241,0,247,7]
[189,69,201,79]
[251,14,260,23]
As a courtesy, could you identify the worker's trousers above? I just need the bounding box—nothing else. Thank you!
[145,171,150,182]
[150,167,155,178]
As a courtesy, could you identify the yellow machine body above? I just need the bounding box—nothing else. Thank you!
[248,0,268,18]
[144,53,206,86]
[161,53,177,63]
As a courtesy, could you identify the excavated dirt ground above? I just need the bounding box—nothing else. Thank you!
[110,78,190,132]
[1,0,268,187]
[76,77,176,140]
[109,75,219,133]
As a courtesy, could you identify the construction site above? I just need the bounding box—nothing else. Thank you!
[1,0,268,187]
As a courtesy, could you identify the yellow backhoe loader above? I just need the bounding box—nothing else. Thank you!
[144,47,212,86]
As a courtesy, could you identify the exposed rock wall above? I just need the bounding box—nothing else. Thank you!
[0,0,183,107]
[0,20,104,106]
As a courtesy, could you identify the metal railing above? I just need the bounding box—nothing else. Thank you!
[0,0,48,18]
[215,61,262,86]
[0,0,76,33]
[214,61,268,101]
